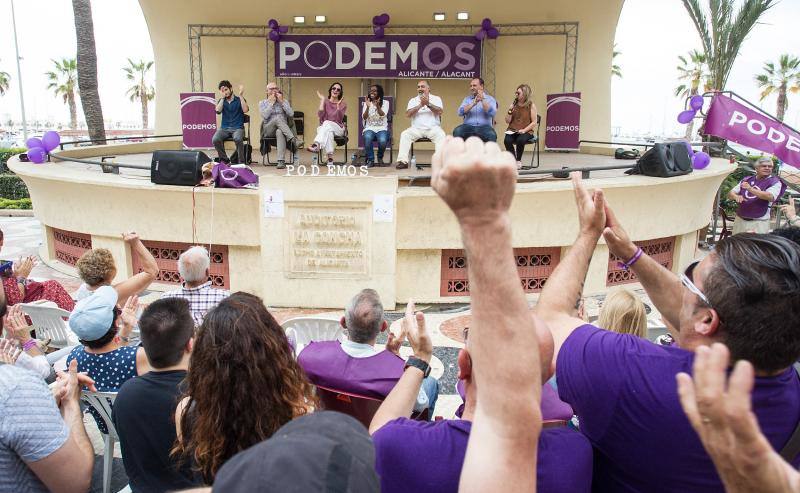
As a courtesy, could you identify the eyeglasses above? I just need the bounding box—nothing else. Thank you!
[680,259,713,308]
[417,85,426,88]
[332,87,342,92]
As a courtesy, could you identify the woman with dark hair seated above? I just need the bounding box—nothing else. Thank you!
[65,287,149,432]
[362,84,390,166]
[0,229,74,312]
[308,82,347,165]
[172,292,317,484]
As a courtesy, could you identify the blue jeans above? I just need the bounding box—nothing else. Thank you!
[363,130,389,163]
[452,124,497,143]
[422,376,440,420]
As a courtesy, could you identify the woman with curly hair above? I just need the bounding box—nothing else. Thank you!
[75,231,158,303]
[173,292,317,484]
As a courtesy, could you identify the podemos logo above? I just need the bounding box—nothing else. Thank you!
[284,164,369,176]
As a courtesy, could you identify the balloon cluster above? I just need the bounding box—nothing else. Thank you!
[268,19,288,42]
[676,96,710,169]
[475,18,499,40]
[372,13,390,38]
[25,131,60,164]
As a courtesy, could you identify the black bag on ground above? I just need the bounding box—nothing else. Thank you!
[626,142,692,178]
[614,148,640,160]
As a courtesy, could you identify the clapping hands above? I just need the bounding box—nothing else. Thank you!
[12,256,35,279]
[52,359,97,407]
[0,338,21,365]
[4,305,31,342]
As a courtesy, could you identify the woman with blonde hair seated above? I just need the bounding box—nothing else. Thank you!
[596,288,648,339]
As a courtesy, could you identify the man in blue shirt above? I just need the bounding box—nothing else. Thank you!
[211,80,249,163]
[453,78,497,142]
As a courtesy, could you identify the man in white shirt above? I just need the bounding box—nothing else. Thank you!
[396,80,445,169]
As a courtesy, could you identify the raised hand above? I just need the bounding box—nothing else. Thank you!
[238,85,245,96]
[432,137,517,228]
[53,359,97,406]
[276,91,284,103]
[602,200,638,261]
[0,338,21,365]
[12,256,35,279]
[4,305,31,342]
[781,197,796,222]
[571,172,606,237]
[385,325,406,356]
[119,295,139,337]
[402,300,432,362]
[122,231,140,243]
[316,90,326,101]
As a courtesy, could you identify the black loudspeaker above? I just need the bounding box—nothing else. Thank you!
[150,150,210,186]
[628,142,693,178]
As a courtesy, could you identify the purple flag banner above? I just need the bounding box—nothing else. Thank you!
[180,92,217,148]
[545,92,582,151]
[275,35,481,79]
[705,94,800,169]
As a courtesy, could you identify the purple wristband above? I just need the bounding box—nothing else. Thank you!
[618,247,643,271]
[22,339,37,351]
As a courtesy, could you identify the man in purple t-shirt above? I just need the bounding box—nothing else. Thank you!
[535,174,800,493]
[370,311,593,493]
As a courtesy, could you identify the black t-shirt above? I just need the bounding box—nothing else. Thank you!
[112,370,201,492]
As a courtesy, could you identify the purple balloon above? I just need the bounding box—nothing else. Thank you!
[269,30,281,42]
[481,18,492,30]
[692,151,711,170]
[27,147,46,164]
[677,109,696,124]
[373,26,385,38]
[372,15,381,25]
[689,95,704,111]
[379,13,390,25]
[683,140,695,158]
[475,29,486,40]
[278,25,288,33]
[268,19,279,29]
[487,27,500,39]
[41,131,60,152]
[25,137,43,150]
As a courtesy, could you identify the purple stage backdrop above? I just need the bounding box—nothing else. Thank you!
[180,92,217,148]
[705,94,800,169]
[545,92,582,151]
[275,35,481,79]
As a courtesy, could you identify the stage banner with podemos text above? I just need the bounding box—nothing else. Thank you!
[180,92,217,148]
[275,35,481,79]
[705,94,800,169]
[545,92,582,151]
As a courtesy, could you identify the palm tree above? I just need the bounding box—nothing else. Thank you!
[682,0,775,91]
[755,54,800,122]
[45,58,79,129]
[72,0,106,143]
[123,59,155,129]
[611,45,622,78]
[675,49,710,139]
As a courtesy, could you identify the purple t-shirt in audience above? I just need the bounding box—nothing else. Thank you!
[373,419,592,493]
[558,324,800,493]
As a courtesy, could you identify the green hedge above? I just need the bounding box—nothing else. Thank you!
[0,198,31,209]
[0,148,30,201]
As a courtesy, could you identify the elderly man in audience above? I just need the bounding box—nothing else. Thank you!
[161,246,230,326]
[112,298,202,492]
[0,301,97,493]
[297,288,439,417]
[534,172,800,492]
[370,303,592,493]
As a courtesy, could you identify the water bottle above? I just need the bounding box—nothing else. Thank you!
[410,154,416,168]
[293,153,300,165]
[351,153,358,165]
[312,154,318,166]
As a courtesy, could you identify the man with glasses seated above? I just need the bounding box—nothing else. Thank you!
[533,173,800,493]
[395,80,445,170]
[259,82,296,170]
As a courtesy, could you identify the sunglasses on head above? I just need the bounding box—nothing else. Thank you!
[680,259,713,308]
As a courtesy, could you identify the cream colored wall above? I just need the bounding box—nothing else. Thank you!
[139,0,624,143]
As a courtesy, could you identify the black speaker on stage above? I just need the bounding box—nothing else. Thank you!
[150,150,210,186]
[627,142,692,178]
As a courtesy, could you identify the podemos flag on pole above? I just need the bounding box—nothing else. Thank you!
[704,94,800,169]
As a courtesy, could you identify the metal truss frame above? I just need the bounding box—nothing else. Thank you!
[188,21,579,96]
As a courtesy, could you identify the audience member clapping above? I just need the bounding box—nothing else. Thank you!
[677,343,800,493]
[172,292,316,484]
[2,305,51,378]
[113,298,202,492]
[161,246,230,327]
[596,288,648,339]
[75,231,159,302]
[534,172,800,492]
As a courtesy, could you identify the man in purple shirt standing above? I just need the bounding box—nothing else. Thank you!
[535,173,800,492]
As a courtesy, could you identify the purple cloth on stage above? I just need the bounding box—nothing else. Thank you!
[373,418,592,493]
[297,340,405,399]
[454,379,573,421]
[736,175,785,219]
[557,324,800,493]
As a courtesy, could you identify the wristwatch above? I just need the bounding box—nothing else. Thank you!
[404,356,431,378]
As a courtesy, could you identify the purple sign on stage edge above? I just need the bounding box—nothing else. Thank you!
[275,35,482,79]
[705,94,800,170]
[545,92,582,151]
[180,92,217,148]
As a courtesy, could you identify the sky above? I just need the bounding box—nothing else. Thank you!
[0,0,799,134]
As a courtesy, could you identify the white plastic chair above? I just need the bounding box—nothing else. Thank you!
[281,317,345,355]
[80,391,118,493]
[18,301,76,348]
